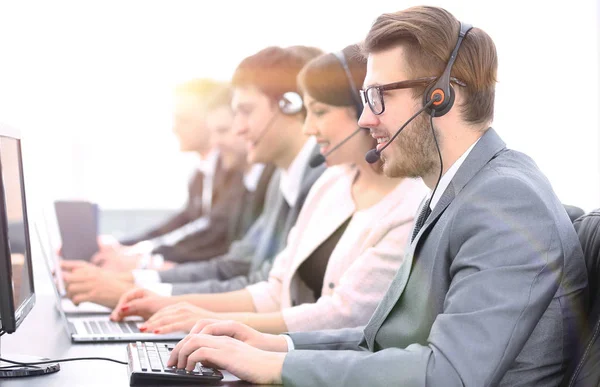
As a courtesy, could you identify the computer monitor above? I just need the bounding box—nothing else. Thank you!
[0,123,59,377]
[0,125,35,334]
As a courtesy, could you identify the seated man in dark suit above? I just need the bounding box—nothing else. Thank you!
[166,6,589,387]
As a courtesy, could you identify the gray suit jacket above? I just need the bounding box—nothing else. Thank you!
[159,145,325,295]
[284,129,588,387]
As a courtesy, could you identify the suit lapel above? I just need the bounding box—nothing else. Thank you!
[362,128,507,350]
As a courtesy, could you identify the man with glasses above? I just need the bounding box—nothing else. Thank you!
[165,6,587,387]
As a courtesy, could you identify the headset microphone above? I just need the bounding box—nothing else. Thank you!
[365,98,439,164]
[309,127,364,168]
[252,113,279,147]
[252,91,305,147]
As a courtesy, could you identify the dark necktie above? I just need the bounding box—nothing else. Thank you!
[411,198,432,243]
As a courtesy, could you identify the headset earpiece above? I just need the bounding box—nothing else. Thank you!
[278,92,304,115]
[423,82,455,117]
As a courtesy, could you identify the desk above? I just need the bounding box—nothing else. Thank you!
[0,247,265,386]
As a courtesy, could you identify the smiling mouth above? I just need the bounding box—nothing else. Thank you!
[373,135,391,152]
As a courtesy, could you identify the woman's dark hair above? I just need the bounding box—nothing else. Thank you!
[299,44,382,172]
[298,44,365,117]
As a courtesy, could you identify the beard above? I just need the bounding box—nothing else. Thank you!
[381,113,440,179]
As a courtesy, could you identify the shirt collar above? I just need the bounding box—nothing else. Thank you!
[196,149,220,176]
[429,138,480,210]
[280,136,316,207]
[244,163,266,192]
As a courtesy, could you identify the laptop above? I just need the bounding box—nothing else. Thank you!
[35,214,111,315]
[35,220,187,343]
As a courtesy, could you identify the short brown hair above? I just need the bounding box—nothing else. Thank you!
[363,6,497,125]
[231,46,323,102]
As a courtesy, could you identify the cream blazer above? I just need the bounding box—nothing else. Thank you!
[246,165,428,331]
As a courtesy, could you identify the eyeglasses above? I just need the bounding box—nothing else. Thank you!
[359,76,467,115]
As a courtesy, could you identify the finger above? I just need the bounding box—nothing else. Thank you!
[179,335,229,371]
[112,288,147,318]
[117,298,153,320]
[152,319,193,335]
[200,320,251,341]
[90,252,107,266]
[141,315,180,332]
[167,334,195,367]
[193,319,225,335]
[60,260,88,272]
[61,271,84,284]
[65,281,92,297]
[72,291,94,305]
[186,347,225,372]
[145,303,181,324]
[178,335,215,369]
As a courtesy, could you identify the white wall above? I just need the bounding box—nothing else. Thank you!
[0,0,598,212]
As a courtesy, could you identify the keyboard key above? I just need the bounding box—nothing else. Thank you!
[90,321,101,334]
[127,321,139,333]
[99,321,115,334]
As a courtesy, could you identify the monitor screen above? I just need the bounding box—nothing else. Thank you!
[0,128,35,334]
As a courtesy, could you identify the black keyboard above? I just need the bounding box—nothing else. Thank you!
[127,342,223,385]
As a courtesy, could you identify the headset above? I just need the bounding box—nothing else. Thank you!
[252,91,304,147]
[423,22,473,117]
[278,91,304,115]
[332,50,364,119]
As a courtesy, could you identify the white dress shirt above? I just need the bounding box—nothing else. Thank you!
[428,139,480,211]
[244,164,266,192]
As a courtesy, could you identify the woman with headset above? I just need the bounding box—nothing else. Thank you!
[111,44,427,335]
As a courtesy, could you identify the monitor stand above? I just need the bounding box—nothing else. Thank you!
[0,337,60,378]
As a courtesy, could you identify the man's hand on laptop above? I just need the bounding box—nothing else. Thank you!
[91,250,141,272]
[110,287,175,322]
[60,260,135,308]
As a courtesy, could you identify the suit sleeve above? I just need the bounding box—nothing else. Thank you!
[286,327,365,351]
[158,212,265,284]
[151,211,230,263]
[120,209,191,246]
[282,174,566,387]
[120,173,200,245]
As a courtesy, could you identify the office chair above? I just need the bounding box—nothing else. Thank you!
[560,209,600,387]
[564,205,586,224]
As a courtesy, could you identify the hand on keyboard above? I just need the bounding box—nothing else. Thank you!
[191,319,289,352]
[128,342,223,385]
[167,332,286,384]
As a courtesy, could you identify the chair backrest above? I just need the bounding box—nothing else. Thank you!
[561,209,600,387]
[565,204,586,224]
